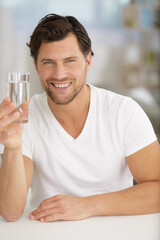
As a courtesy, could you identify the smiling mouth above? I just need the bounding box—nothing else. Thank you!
[50,82,72,89]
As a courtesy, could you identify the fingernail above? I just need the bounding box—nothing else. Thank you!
[40,218,44,222]
[19,107,23,113]
[29,214,35,220]
[13,112,19,117]
[9,103,15,108]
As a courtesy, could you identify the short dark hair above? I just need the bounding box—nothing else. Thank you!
[27,13,94,63]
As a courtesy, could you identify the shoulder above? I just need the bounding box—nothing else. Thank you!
[90,84,135,110]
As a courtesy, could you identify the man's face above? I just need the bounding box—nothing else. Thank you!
[34,33,91,105]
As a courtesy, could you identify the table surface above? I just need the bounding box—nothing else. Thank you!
[0,209,160,240]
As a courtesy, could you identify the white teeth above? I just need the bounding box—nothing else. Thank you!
[53,83,70,88]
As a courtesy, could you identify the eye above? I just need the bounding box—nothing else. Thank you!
[66,59,76,64]
[44,61,52,65]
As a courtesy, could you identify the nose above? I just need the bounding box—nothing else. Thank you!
[52,64,67,80]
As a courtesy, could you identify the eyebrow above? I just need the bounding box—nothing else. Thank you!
[40,56,79,63]
[65,56,79,60]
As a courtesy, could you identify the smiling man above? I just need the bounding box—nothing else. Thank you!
[0,14,160,222]
[37,35,90,106]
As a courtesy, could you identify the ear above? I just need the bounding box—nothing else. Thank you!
[86,52,92,72]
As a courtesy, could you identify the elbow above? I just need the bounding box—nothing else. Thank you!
[1,210,23,222]
[0,204,25,222]
[4,215,21,222]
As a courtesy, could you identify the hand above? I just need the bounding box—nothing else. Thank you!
[0,97,26,149]
[29,194,93,222]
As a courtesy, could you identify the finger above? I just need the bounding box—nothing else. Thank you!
[0,111,20,131]
[30,207,56,220]
[19,101,29,111]
[40,213,63,222]
[0,97,11,107]
[0,102,16,119]
[30,200,60,217]
[32,195,62,213]
[29,207,61,221]
[30,195,65,218]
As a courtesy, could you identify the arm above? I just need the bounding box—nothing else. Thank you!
[29,140,160,222]
[89,140,160,216]
[0,153,33,222]
[0,98,33,222]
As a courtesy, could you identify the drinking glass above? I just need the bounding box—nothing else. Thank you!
[7,72,30,123]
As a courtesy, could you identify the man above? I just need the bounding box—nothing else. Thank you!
[0,14,160,222]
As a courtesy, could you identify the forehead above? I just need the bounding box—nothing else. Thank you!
[37,33,83,60]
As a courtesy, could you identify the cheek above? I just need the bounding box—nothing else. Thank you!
[70,63,86,77]
[38,73,48,89]
[39,69,51,82]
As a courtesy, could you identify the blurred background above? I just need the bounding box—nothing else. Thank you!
[0,0,160,140]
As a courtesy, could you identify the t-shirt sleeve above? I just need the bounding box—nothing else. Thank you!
[0,144,4,155]
[22,123,33,160]
[123,98,157,157]
[0,151,2,167]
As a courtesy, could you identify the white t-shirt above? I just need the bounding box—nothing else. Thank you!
[0,85,157,208]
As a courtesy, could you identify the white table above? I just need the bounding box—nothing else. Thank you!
[0,209,160,240]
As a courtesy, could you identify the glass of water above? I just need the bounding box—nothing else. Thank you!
[7,72,30,123]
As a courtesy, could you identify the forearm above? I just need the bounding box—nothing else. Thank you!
[88,181,160,216]
[0,147,27,221]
